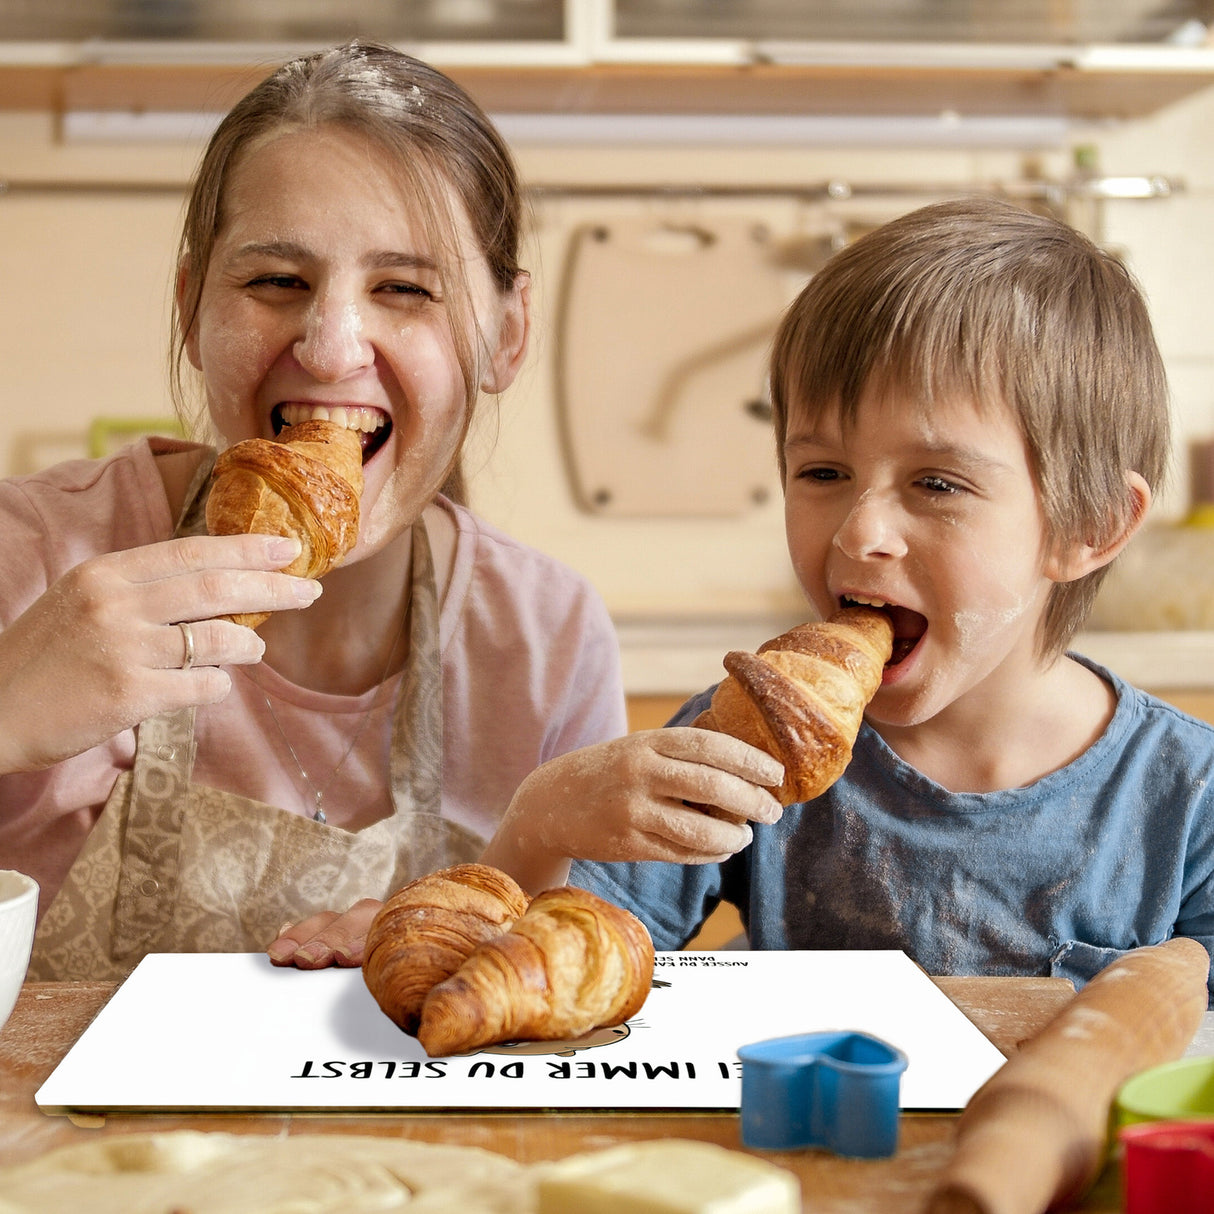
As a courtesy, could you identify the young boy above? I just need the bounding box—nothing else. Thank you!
[486,195,1214,998]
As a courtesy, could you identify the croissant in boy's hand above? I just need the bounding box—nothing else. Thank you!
[694,605,893,805]
[205,418,364,628]
[362,864,655,1057]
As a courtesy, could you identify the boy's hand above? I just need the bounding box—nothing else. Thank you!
[482,728,785,893]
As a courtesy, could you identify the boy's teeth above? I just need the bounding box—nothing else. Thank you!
[845,595,890,608]
[279,403,385,432]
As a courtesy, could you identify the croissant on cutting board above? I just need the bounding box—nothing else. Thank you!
[416,884,655,1058]
[361,865,655,1057]
[363,864,530,1036]
[694,605,893,805]
[205,418,364,628]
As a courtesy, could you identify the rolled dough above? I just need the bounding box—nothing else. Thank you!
[0,1132,530,1213]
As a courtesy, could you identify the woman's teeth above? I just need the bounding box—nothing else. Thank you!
[278,402,385,434]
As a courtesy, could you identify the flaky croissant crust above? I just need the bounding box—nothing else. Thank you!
[363,864,530,1035]
[695,605,893,804]
[207,419,363,572]
[206,419,364,627]
[416,884,655,1058]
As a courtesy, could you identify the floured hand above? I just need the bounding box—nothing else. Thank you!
[482,728,784,894]
[0,533,320,775]
[267,897,383,968]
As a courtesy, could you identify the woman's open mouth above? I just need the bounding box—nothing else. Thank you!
[273,402,392,463]
[841,595,927,665]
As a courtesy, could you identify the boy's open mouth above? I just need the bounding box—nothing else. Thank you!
[840,595,926,665]
[273,403,392,463]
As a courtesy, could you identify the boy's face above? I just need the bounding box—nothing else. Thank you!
[783,384,1067,729]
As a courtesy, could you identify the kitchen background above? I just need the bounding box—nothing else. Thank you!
[4,0,1214,724]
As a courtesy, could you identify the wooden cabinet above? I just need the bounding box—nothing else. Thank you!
[3,0,1214,124]
[1152,690,1214,723]
[628,688,1214,734]
[2,56,1212,123]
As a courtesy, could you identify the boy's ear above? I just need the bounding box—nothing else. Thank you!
[480,272,531,394]
[1045,471,1152,583]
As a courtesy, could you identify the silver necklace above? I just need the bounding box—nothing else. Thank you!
[259,604,409,825]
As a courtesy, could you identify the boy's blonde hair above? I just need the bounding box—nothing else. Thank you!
[770,195,1170,658]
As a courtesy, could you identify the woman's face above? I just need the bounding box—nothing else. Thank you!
[184,124,526,558]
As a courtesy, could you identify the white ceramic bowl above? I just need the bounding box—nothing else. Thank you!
[0,870,38,1035]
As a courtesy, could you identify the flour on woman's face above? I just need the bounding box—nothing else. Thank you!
[188,123,504,563]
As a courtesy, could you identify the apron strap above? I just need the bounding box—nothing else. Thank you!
[110,708,196,958]
[176,448,217,536]
[390,519,442,812]
[106,447,215,955]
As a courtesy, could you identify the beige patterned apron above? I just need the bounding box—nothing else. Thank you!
[30,456,479,981]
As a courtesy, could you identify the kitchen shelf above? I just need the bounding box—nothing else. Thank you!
[460,58,1214,121]
[2,51,1214,122]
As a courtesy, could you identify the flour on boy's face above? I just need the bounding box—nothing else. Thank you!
[782,385,1058,729]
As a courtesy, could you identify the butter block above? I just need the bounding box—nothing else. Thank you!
[535,1139,800,1214]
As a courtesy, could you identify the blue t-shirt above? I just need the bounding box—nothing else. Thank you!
[573,656,1214,999]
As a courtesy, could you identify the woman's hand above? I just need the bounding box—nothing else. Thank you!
[267,898,382,968]
[0,533,321,774]
[481,727,785,894]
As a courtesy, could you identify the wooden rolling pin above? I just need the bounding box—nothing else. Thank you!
[925,937,1210,1214]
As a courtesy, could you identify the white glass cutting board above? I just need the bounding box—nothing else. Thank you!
[36,950,1005,1114]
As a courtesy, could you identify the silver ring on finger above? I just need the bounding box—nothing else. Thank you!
[178,621,196,671]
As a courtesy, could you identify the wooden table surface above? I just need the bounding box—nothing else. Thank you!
[0,974,1129,1212]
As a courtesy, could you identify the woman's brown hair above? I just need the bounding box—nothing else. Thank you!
[171,40,526,502]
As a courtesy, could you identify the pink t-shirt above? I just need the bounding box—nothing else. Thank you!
[0,440,627,914]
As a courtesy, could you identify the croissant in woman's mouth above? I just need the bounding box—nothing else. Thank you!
[274,402,392,462]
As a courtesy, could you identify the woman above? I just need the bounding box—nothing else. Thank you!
[3,41,625,980]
